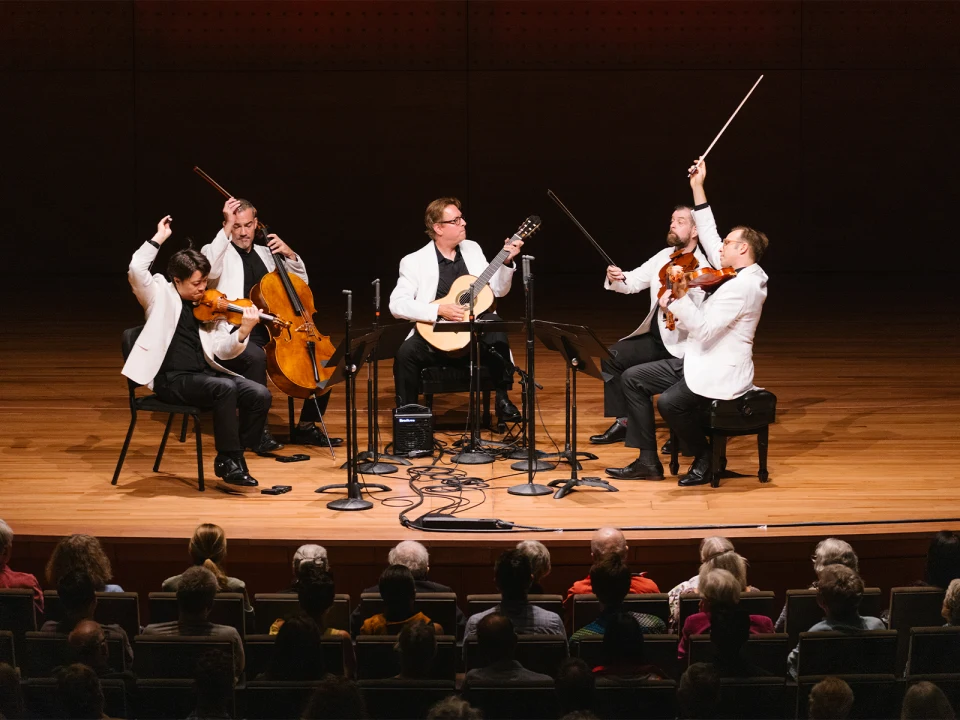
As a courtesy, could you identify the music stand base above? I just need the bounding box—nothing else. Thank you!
[346,453,411,469]
[507,482,554,496]
[325,497,374,511]
[356,462,399,475]
[450,450,495,465]
[508,448,546,461]
[510,458,557,472]
[548,476,619,500]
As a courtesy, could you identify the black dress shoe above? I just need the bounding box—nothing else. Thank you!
[291,424,343,447]
[214,454,259,488]
[678,455,713,487]
[591,419,627,445]
[495,397,522,423]
[605,457,665,480]
[254,429,284,455]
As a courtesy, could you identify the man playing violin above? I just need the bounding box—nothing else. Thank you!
[201,198,342,453]
[606,160,769,485]
[389,197,524,422]
[589,205,710,448]
[123,215,271,490]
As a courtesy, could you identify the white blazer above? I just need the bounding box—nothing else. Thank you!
[603,244,711,358]
[389,239,516,324]
[200,229,309,301]
[121,242,249,389]
[669,262,768,400]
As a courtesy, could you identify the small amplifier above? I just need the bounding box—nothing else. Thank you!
[393,404,434,455]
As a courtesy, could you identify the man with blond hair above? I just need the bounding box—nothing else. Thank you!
[565,527,659,603]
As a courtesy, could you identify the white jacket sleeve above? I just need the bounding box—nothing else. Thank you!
[669,288,745,348]
[389,255,439,323]
[282,253,309,285]
[603,254,657,295]
[201,228,232,282]
[128,242,162,310]
[489,262,515,298]
[211,320,249,361]
[692,205,723,270]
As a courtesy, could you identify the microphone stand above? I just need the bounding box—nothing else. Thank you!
[509,256,555,492]
[450,280,495,464]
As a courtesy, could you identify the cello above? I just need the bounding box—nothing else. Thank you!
[193,167,337,400]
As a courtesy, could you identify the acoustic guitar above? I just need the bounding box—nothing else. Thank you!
[416,215,541,353]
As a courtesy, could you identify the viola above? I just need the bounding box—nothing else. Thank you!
[662,265,738,329]
[193,289,290,330]
[658,249,700,331]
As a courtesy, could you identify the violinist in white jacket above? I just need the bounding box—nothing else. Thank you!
[123,216,272,489]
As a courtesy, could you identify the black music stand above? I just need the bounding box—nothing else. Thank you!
[532,321,619,499]
[315,292,391,511]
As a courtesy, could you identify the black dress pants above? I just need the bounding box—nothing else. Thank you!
[621,358,686,451]
[657,378,711,459]
[154,370,272,454]
[601,334,674,418]
[217,328,330,423]
[393,313,514,408]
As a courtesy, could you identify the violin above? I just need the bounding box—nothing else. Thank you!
[662,265,738,329]
[657,250,700,331]
[193,289,290,330]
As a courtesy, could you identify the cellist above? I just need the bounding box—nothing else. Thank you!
[201,198,342,453]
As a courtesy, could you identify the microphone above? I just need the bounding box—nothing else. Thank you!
[521,255,533,291]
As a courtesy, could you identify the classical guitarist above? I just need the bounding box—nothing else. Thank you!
[388,197,524,423]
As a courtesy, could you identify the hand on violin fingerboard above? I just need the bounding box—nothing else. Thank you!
[237,305,260,340]
[266,234,297,260]
[154,215,173,245]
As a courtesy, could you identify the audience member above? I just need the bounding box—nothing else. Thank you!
[188,649,234,720]
[559,713,600,720]
[397,620,437,679]
[162,523,251,613]
[776,537,859,631]
[260,613,325,681]
[925,531,960,590]
[943,579,960,626]
[668,536,734,631]
[787,564,885,678]
[142,566,245,679]
[45,534,122,592]
[593,612,666,679]
[55,663,105,720]
[68,620,137,704]
[40,570,133,665]
[708,605,771,677]
[679,568,773,662]
[427,696,483,720]
[901,681,956,720]
[556,657,595,714]
[464,549,566,643]
[360,565,443,635]
[571,553,666,643]
[351,541,464,636]
[677,662,721,720]
[517,540,552,594]
[808,676,854,720]
[0,518,43,614]
[463,613,553,687]
[0,661,24,720]
[301,675,366,720]
[566,528,659,603]
[279,544,329,592]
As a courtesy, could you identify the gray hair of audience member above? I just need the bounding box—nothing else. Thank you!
[56,663,104,719]
[388,540,430,579]
[813,538,859,575]
[808,676,855,720]
[0,661,24,720]
[700,549,750,590]
[177,565,219,616]
[699,536,735,563]
[590,527,628,559]
[517,540,552,583]
[301,675,366,720]
[678,662,721,719]
[293,544,329,575]
[397,620,437,678]
[943,579,960,626]
[698,568,742,611]
[427,696,483,720]
[556,657,596,714]
[901,681,956,720]
[0,519,12,561]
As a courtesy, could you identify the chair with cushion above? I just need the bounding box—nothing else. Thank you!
[135,679,211,720]
[796,630,898,676]
[240,680,324,719]
[907,626,960,675]
[21,677,129,719]
[0,588,36,660]
[358,678,457,719]
[355,634,456,680]
[244,634,347,679]
[0,630,15,668]
[23,631,125,678]
[573,634,680,680]
[797,674,902,719]
[689,632,790,675]
[466,594,563,620]
[784,587,884,647]
[593,677,678,720]
[148,592,246,637]
[463,682,559,720]
[463,633,568,678]
[42,590,141,641]
[357,592,458,636]
[678,590,777,631]
[420,365,495,430]
[570,593,671,631]
[253,592,351,634]
[132,635,235,679]
[669,389,777,487]
[889,586,947,673]
[717,677,787,720]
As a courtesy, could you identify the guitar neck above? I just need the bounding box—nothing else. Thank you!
[469,245,512,299]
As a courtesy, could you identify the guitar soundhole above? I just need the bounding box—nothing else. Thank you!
[456,292,468,306]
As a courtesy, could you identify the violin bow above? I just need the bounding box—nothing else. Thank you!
[547,189,618,268]
[689,74,764,177]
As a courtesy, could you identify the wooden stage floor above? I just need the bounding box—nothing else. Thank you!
[2,276,959,548]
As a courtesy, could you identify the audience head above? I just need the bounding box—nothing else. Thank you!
[0,661,24,720]
[55,663,104,719]
[293,544,329,576]
[476,613,517,664]
[556,657,596,714]
[68,619,108,671]
[699,536,735,563]
[709,605,751,662]
[388,540,430,580]
[602,612,645,666]
[813,538,859,576]
[943,579,960,626]
[516,540,552,587]
[590,552,632,610]
[45,534,114,591]
[0,519,12,567]
[378,564,417,617]
[902,681,956,720]
[678,662,721,719]
[926,531,960,590]
[397,620,437,678]
[590,527,628,561]
[267,613,324,681]
[817,564,865,620]
[58,570,97,618]
[808,676,855,720]
[189,523,231,591]
[297,564,337,624]
[698,568,741,613]
[302,675,366,720]
[193,649,234,717]
[494,549,533,601]
[700,548,749,590]
[427,696,483,720]
[176,565,218,618]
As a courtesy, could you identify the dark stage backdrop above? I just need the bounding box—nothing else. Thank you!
[1,0,956,305]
